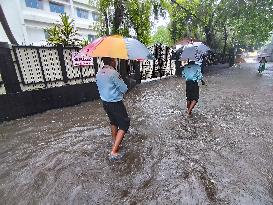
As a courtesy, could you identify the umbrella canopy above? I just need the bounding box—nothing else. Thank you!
[175,41,210,59]
[180,42,210,61]
[180,45,198,61]
[78,35,153,60]
[192,42,210,54]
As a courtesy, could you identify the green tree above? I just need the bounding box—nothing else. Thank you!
[93,0,273,52]
[163,0,273,55]
[150,26,172,46]
[127,0,152,45]
[46,13,80,46]
[93,0,162,45]
[223,0,273,48]
[163,0,221,48]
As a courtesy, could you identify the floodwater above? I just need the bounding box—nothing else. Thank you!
[1,62,273,204]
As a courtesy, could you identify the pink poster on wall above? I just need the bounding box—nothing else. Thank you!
[72,52,93,66]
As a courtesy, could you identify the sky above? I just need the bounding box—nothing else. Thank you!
[151,14,170,35]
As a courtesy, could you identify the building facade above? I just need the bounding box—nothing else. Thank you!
[0,0,98,45]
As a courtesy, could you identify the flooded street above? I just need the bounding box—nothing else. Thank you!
[1,63,273,204]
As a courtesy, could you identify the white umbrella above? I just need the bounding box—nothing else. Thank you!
[192,42,210,54]
[180,45,198,61]
[180,42,210,61]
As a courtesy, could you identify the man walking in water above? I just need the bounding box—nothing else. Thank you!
[96,57,130,160]
[182,58,203,116]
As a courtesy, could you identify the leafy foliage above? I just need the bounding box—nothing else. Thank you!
[79,38,89,47]
[46,13,81,46]
[94,0,163,45]
[93,0,273,53]
[150,26,172,46]
[162,0,273,54]
[223,0,273,48]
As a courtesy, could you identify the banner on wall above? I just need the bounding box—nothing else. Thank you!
[72,52,93,66]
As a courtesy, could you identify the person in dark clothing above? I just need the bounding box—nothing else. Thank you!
[258,57,267,73]
[182,60,203,116]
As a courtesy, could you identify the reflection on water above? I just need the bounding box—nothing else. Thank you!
[1,63,273,204]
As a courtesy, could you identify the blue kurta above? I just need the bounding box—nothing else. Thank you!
[96,65,128,102]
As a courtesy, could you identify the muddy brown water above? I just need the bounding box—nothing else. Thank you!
[1,63,273,204]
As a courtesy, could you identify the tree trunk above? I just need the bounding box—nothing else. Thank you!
[103,11,109,35]
[170,21,177,44]
[222,26,228,62]
[204,25,213,48]
[204,16,214,49]
[112,0,124,35]
[0,5,18,45]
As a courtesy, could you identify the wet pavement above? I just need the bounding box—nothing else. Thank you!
[1,62,273,204]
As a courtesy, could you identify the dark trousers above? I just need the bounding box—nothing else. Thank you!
[186,80,199,102]
[102,101,130,132]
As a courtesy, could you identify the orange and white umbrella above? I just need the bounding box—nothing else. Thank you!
[79,35,153,61]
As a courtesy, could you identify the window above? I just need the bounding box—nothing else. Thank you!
[25,0,43,9]
[77,8,88,19]
[91,12,99,21]
[44,30,49,39]
[88,35,96,42]
[49,2,64,14]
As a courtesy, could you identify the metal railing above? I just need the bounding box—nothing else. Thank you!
[12,45,97,90]
[140,44,176,80]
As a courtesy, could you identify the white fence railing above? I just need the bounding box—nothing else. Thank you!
[0,44,177,95]
[11,46,96,92]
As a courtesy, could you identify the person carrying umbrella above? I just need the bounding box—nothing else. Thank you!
[78,35,153,160]
[258,57,267,74]
[181,57,203,116]
[180,45,205,116]
[96,57,130,160]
